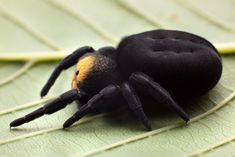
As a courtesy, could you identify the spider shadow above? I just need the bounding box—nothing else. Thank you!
[101,93,211,131]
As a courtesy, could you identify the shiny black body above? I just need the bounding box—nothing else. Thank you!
[117,30,222,101]
[10,29,222,130]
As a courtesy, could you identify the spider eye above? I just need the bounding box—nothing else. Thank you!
[75,71,79,75]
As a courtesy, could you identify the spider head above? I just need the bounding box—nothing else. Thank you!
[72,53,96,91]
[72,48,122,95]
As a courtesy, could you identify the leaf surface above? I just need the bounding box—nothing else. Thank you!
[0,0,235,157]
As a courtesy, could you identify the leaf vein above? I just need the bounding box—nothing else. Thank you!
[0,5,61,50]
[177,0,235,34]
[117,0,168,28]
[0,60,36,87]
[45,0,118,44]
[0,114,106,145]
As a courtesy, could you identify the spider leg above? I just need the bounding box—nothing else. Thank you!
[40,46,95,97]
[63,85,120,128]
[121,82,152,131]
[129,72,190,122]
[10,89,84,128]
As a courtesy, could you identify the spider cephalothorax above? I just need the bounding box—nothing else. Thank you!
[72,47,123,96]
[10,29,222,130]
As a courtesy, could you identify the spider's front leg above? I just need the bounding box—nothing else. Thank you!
[63,85,120,128]
[10,89,85,127]
[41,46,95,97]
[129,72,190,122]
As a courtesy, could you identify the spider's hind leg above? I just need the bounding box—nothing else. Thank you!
[121,82,152,130]
[129,72,190,122]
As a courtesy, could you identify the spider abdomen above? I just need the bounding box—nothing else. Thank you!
[117,29,222,100]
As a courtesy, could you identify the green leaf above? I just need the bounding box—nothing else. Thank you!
[0,0,235,157]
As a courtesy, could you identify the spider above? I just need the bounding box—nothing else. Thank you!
[10,29,222,130]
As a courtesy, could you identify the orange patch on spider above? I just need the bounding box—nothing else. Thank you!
[72,55,96,89]
[71,74,78,90]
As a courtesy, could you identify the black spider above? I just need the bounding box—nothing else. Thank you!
[10,29,222,130]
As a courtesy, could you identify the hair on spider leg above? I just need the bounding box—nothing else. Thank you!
[10,29,222,131]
